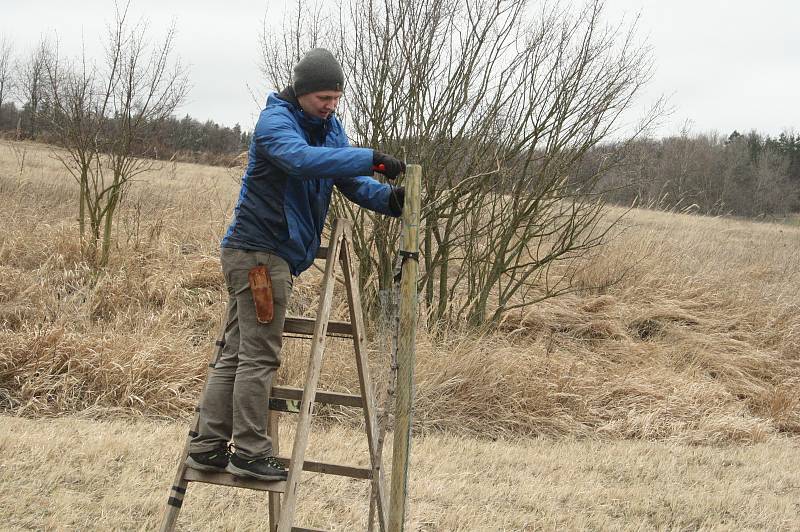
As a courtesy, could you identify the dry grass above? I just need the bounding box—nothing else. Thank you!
[0,139,799,444]
[1,415,799,531]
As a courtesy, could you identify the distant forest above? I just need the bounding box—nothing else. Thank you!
[581,130,800,218]
[0,101,251,166]
[1,98,798,218]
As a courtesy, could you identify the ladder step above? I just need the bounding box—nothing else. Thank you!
[275,457,372,480]
[292,527,329,532]
[272,385,363,408]
[183,468,286,493]
[183,458,371,491]
[269,397,301,413]
[283,317,353,338]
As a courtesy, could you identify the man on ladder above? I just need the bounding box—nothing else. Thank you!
[186,48,406,482]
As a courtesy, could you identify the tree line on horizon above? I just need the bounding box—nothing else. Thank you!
[581,129,800,218]
[0,102,250,166]
[3,74,798,222]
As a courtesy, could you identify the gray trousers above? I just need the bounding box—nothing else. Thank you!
[189,247,293,460]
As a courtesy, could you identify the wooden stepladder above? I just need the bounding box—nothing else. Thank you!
[159,218,388,532]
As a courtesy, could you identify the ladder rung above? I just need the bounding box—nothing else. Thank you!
[283,317,353,338]
[183,468,286,493]
[292,527,329,532]
[269,397,301,413]
[275,457,372,480]
[272,385,363,408]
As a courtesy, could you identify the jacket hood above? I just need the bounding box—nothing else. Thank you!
[276,85,301,108]
[273,86,333,131]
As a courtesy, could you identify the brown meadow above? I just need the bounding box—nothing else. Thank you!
[0,139,799,528]
[1,139,798,442]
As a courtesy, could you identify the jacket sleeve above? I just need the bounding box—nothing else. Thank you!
[254,109,373,179]
[334,174,399,217]
[332,132,400,217]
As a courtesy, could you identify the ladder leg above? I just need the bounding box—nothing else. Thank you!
[158,327,227,531]
[276,220,347,532]
[267,410,281,532]
[159,432,193,532]
[341,228,389,532]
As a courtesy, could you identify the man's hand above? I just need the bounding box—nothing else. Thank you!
[372,151,406,180]
[388,186,405,216]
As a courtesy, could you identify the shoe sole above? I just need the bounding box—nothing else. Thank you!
[226,461,287,481]
[185,456,227,473]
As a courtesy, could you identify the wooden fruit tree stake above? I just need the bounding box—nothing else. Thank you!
[388,164,421,532]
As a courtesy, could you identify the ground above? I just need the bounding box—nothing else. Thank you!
[1,415,798,530]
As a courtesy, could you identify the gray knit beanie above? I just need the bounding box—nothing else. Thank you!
[292,48,345,96]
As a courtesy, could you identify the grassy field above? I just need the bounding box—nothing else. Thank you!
[1,139,799,529]
[1,415,798,530]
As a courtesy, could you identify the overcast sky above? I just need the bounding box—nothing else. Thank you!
[1,0,798,138]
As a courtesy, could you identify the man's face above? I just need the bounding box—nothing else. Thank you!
[297,90,342,120]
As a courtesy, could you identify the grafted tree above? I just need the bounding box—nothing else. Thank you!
[261,0,660,327]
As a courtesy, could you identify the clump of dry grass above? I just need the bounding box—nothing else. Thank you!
[1,140,799,444]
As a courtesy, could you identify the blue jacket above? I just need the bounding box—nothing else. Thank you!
[222,89,399,275]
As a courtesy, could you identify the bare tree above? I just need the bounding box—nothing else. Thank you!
[258,1,332,94]
[752,146,792,216]
[15,37,53,138]
[0,36,15,123]
[44,4,188,266]
[45,39,100,253]
[261,0,661,327]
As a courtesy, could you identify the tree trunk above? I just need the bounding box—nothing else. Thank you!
[423,220,434,316]
[100,185,120,267]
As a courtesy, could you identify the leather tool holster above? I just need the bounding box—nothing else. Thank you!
[248,265,274,324]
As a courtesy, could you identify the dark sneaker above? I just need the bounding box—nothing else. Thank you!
[226,453,287,481]
[185,447,230,472]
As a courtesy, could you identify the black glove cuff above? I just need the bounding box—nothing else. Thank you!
[388,186,405,217]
